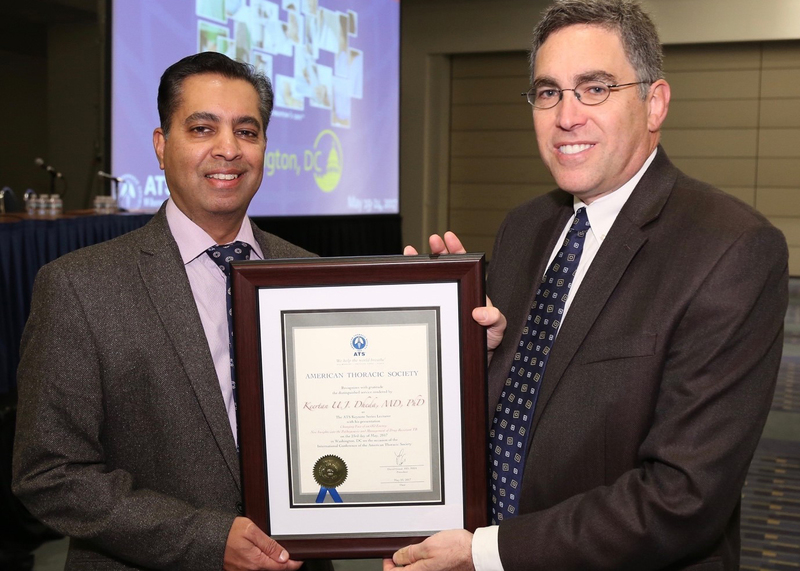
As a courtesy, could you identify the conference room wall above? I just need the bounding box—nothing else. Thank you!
[400,0,800,276]
[0,21,100,212]
[47,21,103,212]
[0,50,48,204]
[663,42,800,276]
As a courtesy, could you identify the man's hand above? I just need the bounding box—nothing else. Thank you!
[403,231,466,256]
[383,530,475,571]
[224,517,302,571]
[473,298,506,353]
[404,231,506,353]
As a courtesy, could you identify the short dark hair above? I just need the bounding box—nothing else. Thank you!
[530,0,663,99]
[157,52,274,136]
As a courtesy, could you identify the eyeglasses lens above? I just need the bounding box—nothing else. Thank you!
[528,81,612,109]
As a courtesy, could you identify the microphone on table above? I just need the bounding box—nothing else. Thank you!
[96,171,127,211]
[34,157,63,179]
[35,157,67,196]
[97,171,123,183]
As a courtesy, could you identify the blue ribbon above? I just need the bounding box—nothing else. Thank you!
[315,486,343,503]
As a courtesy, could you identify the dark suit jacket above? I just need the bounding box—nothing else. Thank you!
[12,206,314,570]
[487,148,788,571]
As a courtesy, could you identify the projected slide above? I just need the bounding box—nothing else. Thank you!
[111,0,399,216]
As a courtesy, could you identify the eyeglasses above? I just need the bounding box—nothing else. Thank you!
[521,80,648,109]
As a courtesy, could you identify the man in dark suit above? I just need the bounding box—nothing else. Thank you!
[13,52,315,570]
[391,1,789,570]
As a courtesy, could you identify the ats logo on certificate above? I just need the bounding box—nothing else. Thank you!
[350,334,368,356]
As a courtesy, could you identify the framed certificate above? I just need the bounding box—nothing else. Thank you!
[232,254,488,558]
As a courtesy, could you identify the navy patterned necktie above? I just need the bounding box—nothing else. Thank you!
[489,207,591,524]
[205,241,252,413]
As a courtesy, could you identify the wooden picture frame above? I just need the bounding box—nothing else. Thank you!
[232,254,488,558]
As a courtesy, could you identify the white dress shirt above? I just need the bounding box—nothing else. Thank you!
[472,149,657,571]
[165,199,264,446]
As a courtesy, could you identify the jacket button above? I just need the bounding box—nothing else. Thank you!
[236,502,244,515]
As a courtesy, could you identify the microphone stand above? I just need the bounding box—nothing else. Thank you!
[48,170,57,196]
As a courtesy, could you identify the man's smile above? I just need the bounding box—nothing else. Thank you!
[205,173,241,180]
[558,143,594,155]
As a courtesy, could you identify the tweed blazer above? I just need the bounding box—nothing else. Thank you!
[487,148,788,571]
[12,206,314,570]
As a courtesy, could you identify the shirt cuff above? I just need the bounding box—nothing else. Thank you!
[472,525,504,571]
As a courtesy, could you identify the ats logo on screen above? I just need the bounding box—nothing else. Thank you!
[117,174,169,211]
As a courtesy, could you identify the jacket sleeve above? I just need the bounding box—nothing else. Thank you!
[495,223,788,570]
[12,261,236,570]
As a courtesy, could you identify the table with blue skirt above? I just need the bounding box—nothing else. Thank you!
[0,212,153,394]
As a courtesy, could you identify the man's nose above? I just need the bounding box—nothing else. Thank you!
[212,131,242,160]
[555,89,588,130]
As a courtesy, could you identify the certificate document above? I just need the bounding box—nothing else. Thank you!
[283,308,443,506]
[235,256,487,555]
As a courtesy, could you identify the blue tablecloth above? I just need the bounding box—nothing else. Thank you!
[0,214,152,394]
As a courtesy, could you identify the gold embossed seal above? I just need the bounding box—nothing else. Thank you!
[313,455,347,488]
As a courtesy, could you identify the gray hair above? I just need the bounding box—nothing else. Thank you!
[530,0,663,99]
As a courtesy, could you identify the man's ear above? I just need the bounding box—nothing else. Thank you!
[647,79,670,132]
[153,128,167,170]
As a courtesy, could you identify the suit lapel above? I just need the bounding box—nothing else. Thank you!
[529,148,678,435]
[136,209,242,491]
[251,223,273,258]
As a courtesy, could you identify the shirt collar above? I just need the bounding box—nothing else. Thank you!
[574,148,657,243]
[165,198,264,263]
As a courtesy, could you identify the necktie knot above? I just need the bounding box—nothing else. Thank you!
[569,207,591,234]
[206,241,252,276]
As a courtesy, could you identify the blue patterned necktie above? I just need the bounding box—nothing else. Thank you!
[489,207,591,524]
[205,241,252,414]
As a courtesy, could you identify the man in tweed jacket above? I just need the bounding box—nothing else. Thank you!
[13,52,316,570]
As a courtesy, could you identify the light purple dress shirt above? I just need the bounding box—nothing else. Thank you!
[165,199,263,446]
